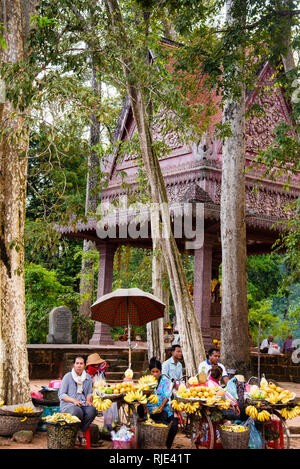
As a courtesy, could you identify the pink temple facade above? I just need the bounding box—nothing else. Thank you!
[59,60,299,349]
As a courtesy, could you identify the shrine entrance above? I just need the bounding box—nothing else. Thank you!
[58,183,283,350]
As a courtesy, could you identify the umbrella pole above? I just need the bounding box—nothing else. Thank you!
[128,319,132,369]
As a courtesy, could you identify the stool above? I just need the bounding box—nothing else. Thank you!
[84,427,91,449]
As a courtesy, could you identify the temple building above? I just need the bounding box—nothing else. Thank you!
[58,55,299,350]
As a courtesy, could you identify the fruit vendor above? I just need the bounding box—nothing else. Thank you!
[137,357,178,449]
[162,344,183,384]
[58,355,97,440]
[86,353,109,381]
[198,348,229,385]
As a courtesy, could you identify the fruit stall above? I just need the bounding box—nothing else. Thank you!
[171,378,233,449]
[171,375,300,449]
[243,377,300,449]
[91,374,166,449]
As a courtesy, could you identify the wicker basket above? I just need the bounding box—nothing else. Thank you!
[0,407,43,436]
[40,389,59,402]
[138,422,171,449]
[220,426,250,449]
[46,421,81,449]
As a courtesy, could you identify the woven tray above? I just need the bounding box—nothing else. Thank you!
[245,398,295,409]
[174,392,224,406]
[95,393,125,402]
[40,389,59,402]
[32,398,60,407]
[173,393,204,404]
[0,405,42,417]
[137,388,157,396]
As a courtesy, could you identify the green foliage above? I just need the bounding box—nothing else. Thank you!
[272,199,300,288]
[247,254,300,344]
[249,298,300,345]
[25,263,79,343]
[246,254,286,308]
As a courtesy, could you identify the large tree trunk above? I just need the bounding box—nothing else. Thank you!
[77,63,100,344]
[147,219,165,362]
[105,0,206,376]
[0,0,37,404]
[280,0,297,74]
[220,0,250,374]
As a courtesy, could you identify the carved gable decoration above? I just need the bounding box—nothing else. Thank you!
[110,108,185,179]
[181,183,214,204]
[245,63,291,156]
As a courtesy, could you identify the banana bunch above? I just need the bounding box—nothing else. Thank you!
[171,400,186,412]
[14,406,34,414]
[142,418,168,428]
[246,405,259,419]
[184,402,200,414]
[220,424,248,433]
[43,412,81,424]
[137,375,157,390]
[205,397,218,407]
[280,406,300,420]
[147,394,159,405]
[257,410,271,422]
[124,390,147,404]
[92,396,112,411]
[277,390,294,405]
[267,393,279,405]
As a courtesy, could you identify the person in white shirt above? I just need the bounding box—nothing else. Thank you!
[198,348,229,385]
[260,336,273,353]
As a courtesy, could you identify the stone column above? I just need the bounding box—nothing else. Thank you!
[193,235,214,348]
[89,243,117,345]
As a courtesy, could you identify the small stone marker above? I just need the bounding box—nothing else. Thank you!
[47,306,73,344]
[12,430,33,444]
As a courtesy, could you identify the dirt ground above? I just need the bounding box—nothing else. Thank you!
[0,380,299,450]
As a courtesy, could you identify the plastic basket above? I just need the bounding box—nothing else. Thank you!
[112,436,134,449]
[49,380,61,390]
[42,406,61,418]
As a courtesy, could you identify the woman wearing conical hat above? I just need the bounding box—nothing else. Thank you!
[86,353,109,382]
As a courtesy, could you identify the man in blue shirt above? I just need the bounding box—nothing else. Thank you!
[162,344,183,383]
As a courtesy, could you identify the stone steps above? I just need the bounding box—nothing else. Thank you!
[63,349,148,383]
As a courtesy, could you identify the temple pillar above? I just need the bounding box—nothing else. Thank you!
[193,235,215,349]
[89,243,117,345]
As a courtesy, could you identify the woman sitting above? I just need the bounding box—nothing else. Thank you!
[137,356,178,449]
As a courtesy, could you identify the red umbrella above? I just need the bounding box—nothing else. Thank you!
[91,288,165,367]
